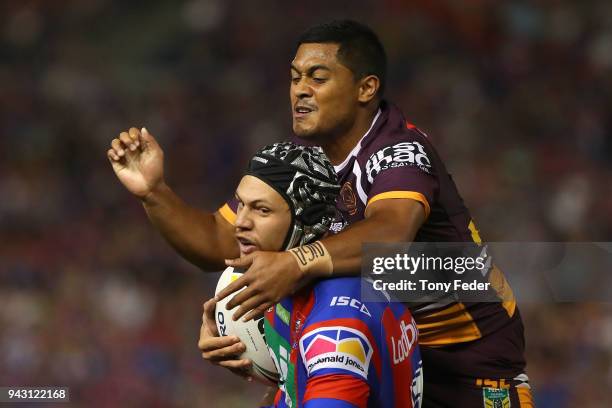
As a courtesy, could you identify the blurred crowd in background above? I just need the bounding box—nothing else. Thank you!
[1,0,611,406]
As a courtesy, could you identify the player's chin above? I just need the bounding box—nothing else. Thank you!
[292,121,318,139]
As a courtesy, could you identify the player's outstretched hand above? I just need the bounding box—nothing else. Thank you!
[219,251,310,321]
[107,127,165,199]
[198,298,253,381]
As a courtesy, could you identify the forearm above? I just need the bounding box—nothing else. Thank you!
[297,200,425,279]
[142,183,239,271]
[321,212,416,276]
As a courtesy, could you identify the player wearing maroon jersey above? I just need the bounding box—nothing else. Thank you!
[108,20,533,407]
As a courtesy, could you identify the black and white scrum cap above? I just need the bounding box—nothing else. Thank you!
[246,142,340,250]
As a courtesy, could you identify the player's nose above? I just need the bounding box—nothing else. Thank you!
[292,77,312,99]
[235,208,254,230]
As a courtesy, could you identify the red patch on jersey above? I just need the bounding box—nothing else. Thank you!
[382,307,418,408]
[304,337,337,361]
[304,374,369,408]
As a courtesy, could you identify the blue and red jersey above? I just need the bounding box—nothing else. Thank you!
[263,277,422,408]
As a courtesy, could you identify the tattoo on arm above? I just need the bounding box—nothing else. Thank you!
[290,242,325,266]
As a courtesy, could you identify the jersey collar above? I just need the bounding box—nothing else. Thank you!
[333,108,382,173]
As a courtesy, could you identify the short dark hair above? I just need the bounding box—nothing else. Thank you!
[296,20,387,96]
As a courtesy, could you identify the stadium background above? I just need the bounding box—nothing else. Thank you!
[1,0,611,406]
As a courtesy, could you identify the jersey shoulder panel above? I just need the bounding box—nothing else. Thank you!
[356,126,438,217]
[311,278,383,322]
[299,282,384,382]
[359,124,437,181]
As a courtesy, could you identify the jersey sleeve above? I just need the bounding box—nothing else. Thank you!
[303,374,367,408]
[362,131,438,218]
[217,197,239,225]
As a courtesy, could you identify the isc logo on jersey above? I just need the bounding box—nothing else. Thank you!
[300,326,373,380]
[330,296,372,317]
[366,141,432,183]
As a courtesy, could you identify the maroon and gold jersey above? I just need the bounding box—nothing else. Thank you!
[219,101,526,379]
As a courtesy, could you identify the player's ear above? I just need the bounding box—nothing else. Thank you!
[358,75,379,104]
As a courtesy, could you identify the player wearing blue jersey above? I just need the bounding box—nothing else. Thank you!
[200,142,422,407]
[265,277,422,408]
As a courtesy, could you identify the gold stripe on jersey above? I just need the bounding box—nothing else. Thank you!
[218,204,237,225]
[469,220,516,318]
[517,387,535,407]
[414,302,482,346]
[489,265,516,318]
[366,191,431,218]
[468,220,482,244]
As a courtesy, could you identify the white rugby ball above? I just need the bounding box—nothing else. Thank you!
[215,267,280,384]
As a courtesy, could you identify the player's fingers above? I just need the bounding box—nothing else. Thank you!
[226,283,259,311]
[202,342,246,361]
[215,274,250,303]
[242,301,273,322]
[225,253,256,269]
[140,127,159,151]
[202,300,219,336]
[199,319,218,343]
[218,358,252,370]
[203,298,217,317]
[198,334,241,352]
[128,127,141,150]
[120,131,138,153]
[231,294,265,322]
[111,138,126,157]
[107,148,120,162]
[118,131,135,152]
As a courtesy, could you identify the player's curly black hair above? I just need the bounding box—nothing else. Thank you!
[296,19,387,96]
